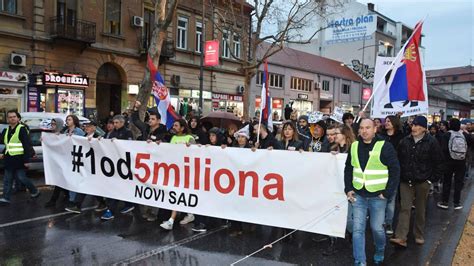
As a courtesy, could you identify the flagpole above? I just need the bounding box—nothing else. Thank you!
[357,16,427,121]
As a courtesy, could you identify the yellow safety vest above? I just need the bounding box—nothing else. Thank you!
[170,134,195,144]
[351,140,389,192]
[4,124,25,156]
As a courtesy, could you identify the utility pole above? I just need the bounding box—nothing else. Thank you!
[198,0,205,117]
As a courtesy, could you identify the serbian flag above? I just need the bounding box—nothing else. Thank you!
[385,21,425,102]
[147,55,180,129]
[260,61,273,131]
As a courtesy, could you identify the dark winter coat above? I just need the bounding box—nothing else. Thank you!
[397,133,444,183]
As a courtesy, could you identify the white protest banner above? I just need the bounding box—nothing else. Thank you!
[307,111,324,124]
[371,56,428,118]
[42,133,348,237]
[330,107,344,123]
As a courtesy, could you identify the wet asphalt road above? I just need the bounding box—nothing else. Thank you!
[0,170,473,266]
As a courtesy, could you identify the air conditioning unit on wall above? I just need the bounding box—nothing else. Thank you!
[10,53,26,67]
[132,16,144,27]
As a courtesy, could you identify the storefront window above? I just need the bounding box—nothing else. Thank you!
[57,89,84,116]
[293,100,312,116]
[0,96,21,123]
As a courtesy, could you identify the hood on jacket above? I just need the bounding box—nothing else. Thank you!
[52,117,64,133]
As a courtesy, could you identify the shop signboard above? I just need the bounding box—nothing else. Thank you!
[43,72,89,87]
[28,87,39,112]
[0,71,28,83]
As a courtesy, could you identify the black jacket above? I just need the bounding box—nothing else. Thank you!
[0,124,32,169]
[280,139,304,151]
[259,133,283,150]
[309,135,331,153]
[344,136,400,199]
[108,126,133,140]
[397,133,443,183]
[131,110,169,142]
[380,130,404,150]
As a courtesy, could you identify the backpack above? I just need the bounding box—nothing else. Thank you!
[448,130,467,160]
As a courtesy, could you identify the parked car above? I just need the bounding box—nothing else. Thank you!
[0,125,50,172]
[20,112,105,136]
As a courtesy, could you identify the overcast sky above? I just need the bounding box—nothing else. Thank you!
[357,0,473,70]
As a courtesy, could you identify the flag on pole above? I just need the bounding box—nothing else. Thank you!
[371,20,428,118]
[147,55,180,129]
[260,60,273,131]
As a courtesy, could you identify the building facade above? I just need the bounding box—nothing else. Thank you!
[427,85,471,122]
[426,65,474,118]
[288,0,422,83]
[250,45,367,119]
[0,0,250,123]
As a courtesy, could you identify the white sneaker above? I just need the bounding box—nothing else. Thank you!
[180,214,195,225]
[160,220,174,230]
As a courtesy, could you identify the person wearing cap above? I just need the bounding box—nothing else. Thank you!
[390,116,443,248]
[345,118,400,266]
[308,120,330,152]
[233,125,251,148]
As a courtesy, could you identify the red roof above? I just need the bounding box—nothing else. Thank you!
[426,66,473,77]
[257,43,367,84]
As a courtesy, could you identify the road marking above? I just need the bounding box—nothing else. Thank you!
[0,206,95,229]
[113,225,228,265]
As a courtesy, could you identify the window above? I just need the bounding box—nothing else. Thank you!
[1,0,16,14]
[233,34,241,59]
[105,0,121,35]
[256,71,283,88]
[143,9,155,50]
[322,80,330,91]
[291,77,313,92]
[176,16,188,49]
[222,30,230,58]
[195,21,203,53]
[342,84,350,94]
[57,0,77,26]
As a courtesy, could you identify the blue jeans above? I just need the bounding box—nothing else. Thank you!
[352,193,387,264]
[347,203,354,233]
[385,189,397,226]
[2,168,38,201]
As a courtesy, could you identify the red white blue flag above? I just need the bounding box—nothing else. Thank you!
[147,55,180,129]
[260,60,273,131]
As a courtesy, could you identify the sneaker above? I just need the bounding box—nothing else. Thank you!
[390,238,407,248]
[101,210,114,220]
[437,202,449,209]
[354,261,367,266]
[454,203,463,210]
[385,224,394,235]
[146,216,157,222]
[311,234,328,243]
[192,223,207,232]
[65,206,82,214]
[30,190,41,198]
[160,220,174,230]
[0,198,11,204]
[94,202,108,212]
[415,237,425,245]
[179,214,195,225]
[120,206,135,214]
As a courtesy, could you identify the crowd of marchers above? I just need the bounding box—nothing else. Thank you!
[1,103,472,266]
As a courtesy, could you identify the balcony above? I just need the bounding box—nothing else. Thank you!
[50,17,96,44]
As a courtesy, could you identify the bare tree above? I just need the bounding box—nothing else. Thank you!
[136,0,179,119]
[215,0,343,118]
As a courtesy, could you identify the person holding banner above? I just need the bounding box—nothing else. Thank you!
[101,115,135,221]
[280,122,304,151]
[308,120,330,153]
[345,118,400,266]
[254,123,282,150]
[297,115,311,150]
[160,118,196,230]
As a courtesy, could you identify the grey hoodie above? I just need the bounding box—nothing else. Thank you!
[52,118,64,133]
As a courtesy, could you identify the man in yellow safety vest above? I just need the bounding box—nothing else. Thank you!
[0,110,40,204]
[344,118,400,266]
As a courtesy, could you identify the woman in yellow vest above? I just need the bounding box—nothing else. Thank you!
[0,110,40,203]
[160,118,196,231]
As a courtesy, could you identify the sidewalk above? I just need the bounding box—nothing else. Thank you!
[453,205,474,265]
